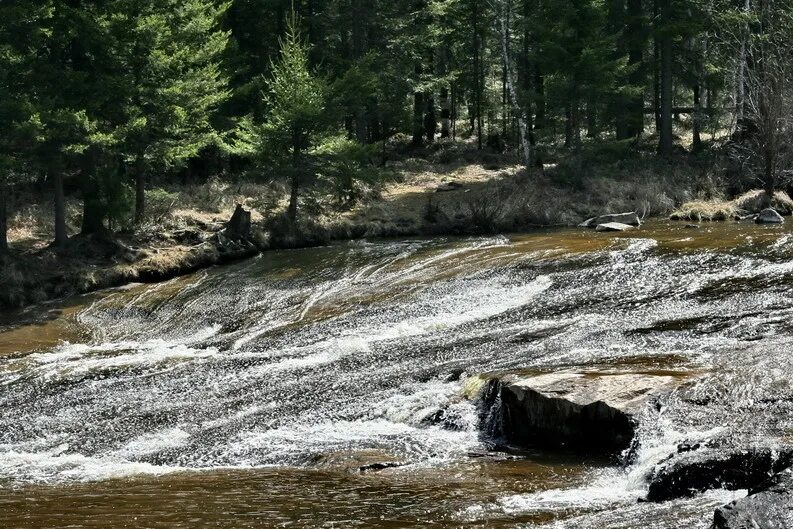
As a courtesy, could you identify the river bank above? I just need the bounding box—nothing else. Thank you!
[0,152,775,310]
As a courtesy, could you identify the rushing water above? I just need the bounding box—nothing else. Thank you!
[2,221,793,528]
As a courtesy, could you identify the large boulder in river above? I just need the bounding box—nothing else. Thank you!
[755,208,784,224]
[647,446,793,502]
[713,467,793,528]
[579,212,641,228]
[478,372,681,457]
[595,222,636,232]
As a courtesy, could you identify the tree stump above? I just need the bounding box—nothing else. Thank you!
[226,204,251,240]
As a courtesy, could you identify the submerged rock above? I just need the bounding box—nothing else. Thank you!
[579,212,641,228]
[647,447,793,502]
[713,467,793,528]
[478,372,680,457]
[595,222,637,232]
[755,208,784,224]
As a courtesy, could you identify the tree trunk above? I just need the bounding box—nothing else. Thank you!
[498,1,531,168]
[473,0,484,150]
[288,139,300,222]
[534,66,545,129]
[586,96,597,138]
[610,0,629,140]
[570,97,582,150]
[692,83,703,153]
[502,58,508,136]
[52,166,68,247]
[451,84,458,140]
[351,0,368,142]
[81,181,104,234]
[440,87,451,138]
[626,0,644,139]
[652,0,661,133]
[658,0,673,156]
[81,149,104,234]
[735,0,752,140]
[135,156,146,224]
[412,66,425,146]
[0,177,8,255]
[440,42,451,139]
[425,95,436,143]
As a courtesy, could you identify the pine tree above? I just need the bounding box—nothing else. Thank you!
[102,0,231,226]
[262,15,327,222]
[17,1,98,247]
[0,1,38,254]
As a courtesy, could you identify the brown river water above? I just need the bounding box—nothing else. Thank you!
[1,221,793,528]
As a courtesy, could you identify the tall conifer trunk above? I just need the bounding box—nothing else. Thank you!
[288,134,300,222]
[52,164,67,247]
[0,177,8,255]
[658,0,673,156]
[692,83,703,153]
[626,0,644,138]
[135,156,146,224]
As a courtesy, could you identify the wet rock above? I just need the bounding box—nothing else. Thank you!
[579,212,641,228]
[358,461,405,472]
[420,405,467,431]
[479,372,681,457]
[595,222,637,232]
[755,208,784,224]
[647,447,793,502]
[713,467,793,528]
[436,181,463,192]
[685,224,701,229]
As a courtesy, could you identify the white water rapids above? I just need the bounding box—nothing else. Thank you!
[2,223,793,527]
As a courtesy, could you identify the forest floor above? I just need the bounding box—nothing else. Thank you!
[0,139,764,310]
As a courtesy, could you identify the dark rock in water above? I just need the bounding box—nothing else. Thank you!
[755,208,784,224]
[358,461,405,472]
[444,368,467,382]
[478,372,680,457]
[421,405,466,431]
[579,212,641,228]
[685,224,701,229]
[226,204,252,239]
[713,467,793,528]
[595,222,637,232]
[647,447,793,502]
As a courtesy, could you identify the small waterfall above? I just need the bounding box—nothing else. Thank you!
[477,378,507,447]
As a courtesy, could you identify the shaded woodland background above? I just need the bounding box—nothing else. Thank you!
[1,0,792,254]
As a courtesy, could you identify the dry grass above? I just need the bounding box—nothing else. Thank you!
[670,199,739,221]
[733,189,793,215]
[8,197,83,249]
[670,189,793,221]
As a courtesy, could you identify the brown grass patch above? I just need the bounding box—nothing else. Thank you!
[670,199,739,221]
[671,189,793,222]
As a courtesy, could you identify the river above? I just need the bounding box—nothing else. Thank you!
[2,221,792,528]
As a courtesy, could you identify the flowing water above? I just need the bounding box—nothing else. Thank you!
[2,221,793,528]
